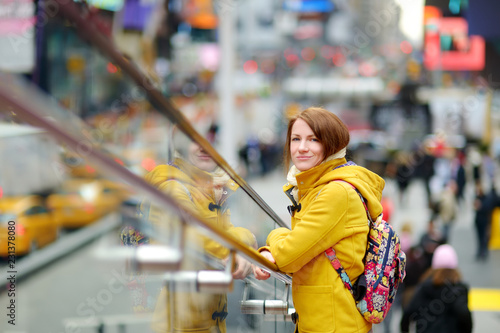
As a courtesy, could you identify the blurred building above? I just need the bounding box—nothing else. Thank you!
[1,0,498,159]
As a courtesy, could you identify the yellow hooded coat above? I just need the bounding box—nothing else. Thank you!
[143,158,256,333]
[263,158,384,333]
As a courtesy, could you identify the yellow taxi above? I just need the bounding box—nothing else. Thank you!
[47,178,128,229]
[61,150,129,179]
[0,195,58,257]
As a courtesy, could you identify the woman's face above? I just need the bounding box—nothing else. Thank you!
[290,118,325,171]
[188,142,217,172]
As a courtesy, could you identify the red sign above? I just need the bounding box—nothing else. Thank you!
[423,6,485,71]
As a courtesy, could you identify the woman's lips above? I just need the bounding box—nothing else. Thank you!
[198,154,211,160]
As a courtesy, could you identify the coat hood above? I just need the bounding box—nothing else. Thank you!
[145,158,238,194]
[145,158,209,188]
[284,159,385,219]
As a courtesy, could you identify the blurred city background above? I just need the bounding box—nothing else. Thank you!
[1,0,500,332]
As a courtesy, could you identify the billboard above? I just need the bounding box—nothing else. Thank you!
[86,0,125,12]
[423,6,485,71]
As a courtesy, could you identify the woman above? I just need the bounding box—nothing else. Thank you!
[400,244,472,333]
[254,107,385,333]
[134,128,256,333]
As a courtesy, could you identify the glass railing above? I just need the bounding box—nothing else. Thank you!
[0,1,294,333]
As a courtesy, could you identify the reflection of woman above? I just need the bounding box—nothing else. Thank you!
[400,244,472,333]
[142,136,257,333]
[254,107,384,333]
[144,142,257,260]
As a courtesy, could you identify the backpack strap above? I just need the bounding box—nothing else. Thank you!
[325,180,371,301]
[332,161,375,225]
[325,247,355,292]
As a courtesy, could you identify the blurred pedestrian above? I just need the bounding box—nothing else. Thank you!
[437,180,458,242]
[452,150,467,205]
[395,151,414,206]
[400,244,473,333]
[253,107,384,332]
[473,182,497,261]
[399,222,413,255]
[399,244,427,311]
[418,219,445,269]
[415,143,436,208]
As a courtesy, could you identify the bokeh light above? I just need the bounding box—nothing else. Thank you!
[400,41,413,54]
[85,165,96,174]
[332,53,346,67]
[260,59,276,74]
[286,54,300,68]
[301,47,316,61]
[141,157,156,172]
[243,60,258,74]
[107,62,118,73]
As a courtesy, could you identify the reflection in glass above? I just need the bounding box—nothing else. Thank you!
[121,126,257,332]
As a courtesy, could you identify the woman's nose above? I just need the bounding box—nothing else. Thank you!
[298,140,308,151]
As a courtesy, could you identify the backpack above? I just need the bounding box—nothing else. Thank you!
[325,181,406,324]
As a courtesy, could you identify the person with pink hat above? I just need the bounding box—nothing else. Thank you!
[400,244,472,333]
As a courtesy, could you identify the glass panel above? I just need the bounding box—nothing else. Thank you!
[0,2,294,333]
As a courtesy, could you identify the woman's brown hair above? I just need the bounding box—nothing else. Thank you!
[283,107,350,171]
[419,267,462,286]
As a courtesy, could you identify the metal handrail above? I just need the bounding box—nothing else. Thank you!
[0,71,285,282]
[54,0,288,231]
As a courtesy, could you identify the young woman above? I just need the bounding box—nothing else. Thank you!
[254,107,385,333]
[132,127,256,333]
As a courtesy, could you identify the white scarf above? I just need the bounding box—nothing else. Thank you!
[173,151,230,203]
[286,147,347,203]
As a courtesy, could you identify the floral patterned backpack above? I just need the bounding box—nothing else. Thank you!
[325,180,406,324]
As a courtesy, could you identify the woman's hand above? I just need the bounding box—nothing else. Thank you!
[232,254,253,280]
[253,250,275,280]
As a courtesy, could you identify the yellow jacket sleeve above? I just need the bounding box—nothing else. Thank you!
[267,183,362,274]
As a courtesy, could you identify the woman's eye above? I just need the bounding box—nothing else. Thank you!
[292,137,300,141]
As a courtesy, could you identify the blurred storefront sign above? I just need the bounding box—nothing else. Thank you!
[122,0,154,30]
[0,0,35,73]
[423,6,485,71]
[283,77,384,98]
[86,0,125,12]
[283,0,334,13]
[183,0,218,29]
